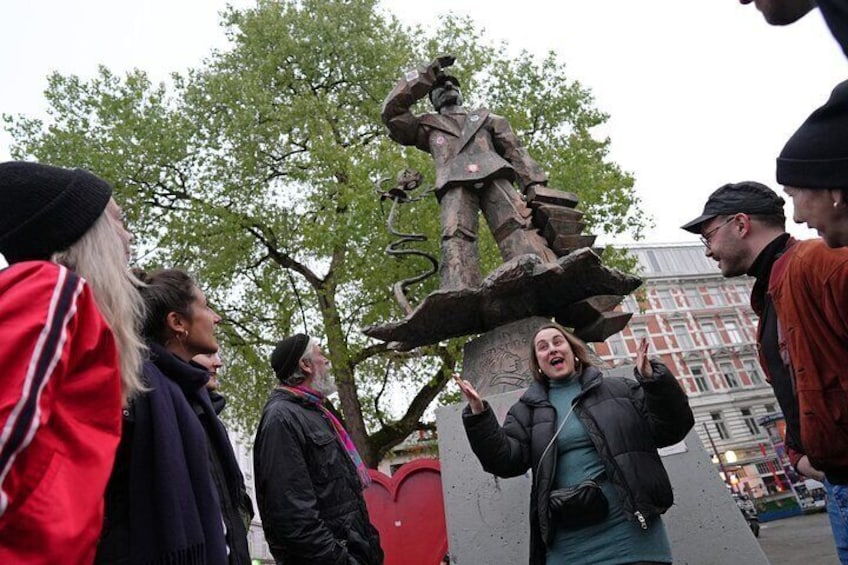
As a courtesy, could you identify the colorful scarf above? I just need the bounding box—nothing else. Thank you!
[282,385,372,487]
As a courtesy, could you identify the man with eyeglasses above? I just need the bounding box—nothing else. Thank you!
[683,181,848,562]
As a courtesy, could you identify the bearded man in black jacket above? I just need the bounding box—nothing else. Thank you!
[254,334,383,565]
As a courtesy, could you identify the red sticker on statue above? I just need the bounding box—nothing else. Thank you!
[435,135,445,145]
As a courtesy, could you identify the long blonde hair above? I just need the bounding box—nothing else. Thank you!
[52,207,146,401]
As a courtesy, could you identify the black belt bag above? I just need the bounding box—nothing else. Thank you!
[549,479,609,528]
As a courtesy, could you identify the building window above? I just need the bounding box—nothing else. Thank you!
[742,408,761,436]
[723,318,743,342]
[711,411,730,439]
[657,289,676,310]
[700,320,720,346]
[622,295,638,313]
[727,287,744,304]
[742,359,764,385]
[708,287,725,306]
[630,322,649,344]
[692,366,710,393]
[719,361,740,388]
[765,403,776,414]
[756,461,783,476]
[607,333,627,357]
[672,323,693,349]
[685,287,704,308]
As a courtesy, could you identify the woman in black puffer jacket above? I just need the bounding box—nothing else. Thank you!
[457,322,694,565]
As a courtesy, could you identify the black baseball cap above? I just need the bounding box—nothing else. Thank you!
[681,181,785,234]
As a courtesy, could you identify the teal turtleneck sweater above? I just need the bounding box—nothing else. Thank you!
[545,375,671,565]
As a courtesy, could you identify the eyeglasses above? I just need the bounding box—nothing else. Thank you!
[700,217,736,248]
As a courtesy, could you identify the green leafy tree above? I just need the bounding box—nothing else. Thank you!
[4,0,646,466]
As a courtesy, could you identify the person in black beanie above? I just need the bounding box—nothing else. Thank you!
[254,334,383,565]
[778,79,848,248]
[0,161,145,563]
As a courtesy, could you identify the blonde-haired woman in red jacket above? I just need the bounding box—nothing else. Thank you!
[0,161,144,564]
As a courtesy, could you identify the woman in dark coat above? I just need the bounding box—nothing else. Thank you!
[457,322,694,565]
[96,269,251,565]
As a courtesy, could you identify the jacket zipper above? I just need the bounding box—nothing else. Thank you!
[575,396,648,529]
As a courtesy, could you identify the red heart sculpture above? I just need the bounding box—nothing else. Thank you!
[364,459,448,565]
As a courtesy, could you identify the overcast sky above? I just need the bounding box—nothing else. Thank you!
[2,0,845,246]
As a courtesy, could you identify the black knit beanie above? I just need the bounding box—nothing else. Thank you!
[0,161,114,263]
[777,79,848,189]
[270,333,310,383]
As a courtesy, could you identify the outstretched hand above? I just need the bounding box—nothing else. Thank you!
[635,338,653,377]
[453,373,484,414]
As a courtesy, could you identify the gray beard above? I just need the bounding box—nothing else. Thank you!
[312,371,338,397]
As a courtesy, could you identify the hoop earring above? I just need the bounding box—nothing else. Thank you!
[176,329,189,342]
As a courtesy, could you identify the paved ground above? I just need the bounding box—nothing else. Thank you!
[757,511,839,564]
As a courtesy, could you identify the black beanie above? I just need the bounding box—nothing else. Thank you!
[0,161,114,263]
[777,79,848,189]
[270,333,310,383]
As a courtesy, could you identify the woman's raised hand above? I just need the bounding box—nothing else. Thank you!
[453,373,485,414]
[635,338,653,378]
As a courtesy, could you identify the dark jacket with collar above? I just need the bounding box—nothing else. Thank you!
[253,388,383,565]
[748,234,805,470]
[190,389,252,565]
[462,362,694,565]
[96,345,250,565]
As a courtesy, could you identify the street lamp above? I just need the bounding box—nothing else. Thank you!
[703,423,737,493]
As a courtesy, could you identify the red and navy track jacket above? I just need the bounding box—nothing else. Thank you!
[0,261,122,564]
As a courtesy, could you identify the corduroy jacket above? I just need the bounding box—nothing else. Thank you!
[769,239,848,479]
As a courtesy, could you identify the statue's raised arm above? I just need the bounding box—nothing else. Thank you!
[381,55,455,149]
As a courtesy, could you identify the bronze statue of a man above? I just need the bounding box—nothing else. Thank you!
[381,55,558,291]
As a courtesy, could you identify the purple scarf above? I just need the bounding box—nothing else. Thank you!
[282,385,372,487]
